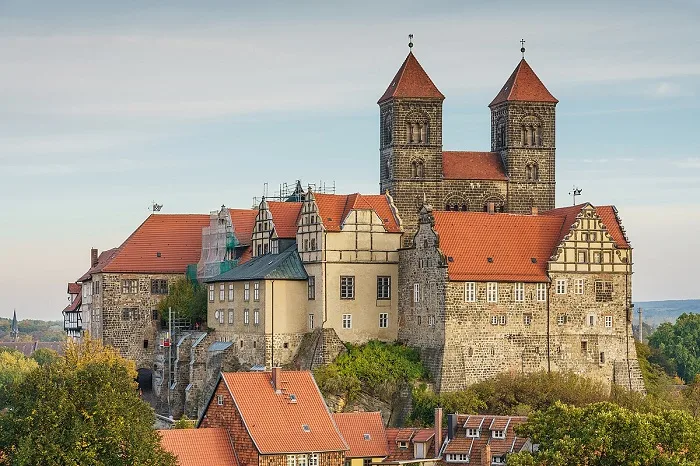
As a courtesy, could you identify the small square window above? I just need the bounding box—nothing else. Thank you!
[605,315,613,328]
[379,313,388,328]
[523,313,532,326]
[342,314,352,329]
[217,395,224,406]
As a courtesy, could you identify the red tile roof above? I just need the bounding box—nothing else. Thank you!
[442,152,508,181]
[313,193,402,233]
[63,294,82,313]
[333,412,388,459]
[220,371,348,455]
[268,202,302,239]
[490,59,558,106]
[229,208,258,246]
[433,211,565,282]
[385,428,440,462]
[103,214,209,274]
[237,246,253,265]
[158,428,237,466]
[378,52,444,103]
[543,204,630,248]
[445,415,528,464]
[67,282,81,295]
[77,247,119,282]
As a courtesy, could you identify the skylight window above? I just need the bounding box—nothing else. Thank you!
[302,424,310,432]
[363,433,371,441]
[289,394,298,403]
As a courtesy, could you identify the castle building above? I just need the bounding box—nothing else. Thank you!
[379,51,557,245]
[62,282,83,340]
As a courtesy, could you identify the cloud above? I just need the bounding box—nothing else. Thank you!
[674,157,700,169]
[647,81,691,98]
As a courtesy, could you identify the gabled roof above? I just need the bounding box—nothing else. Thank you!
[385,427,440,462]
[490,59,558,107]
[103,214,209,274]
[63,294,82,313]
[378,52,444,103]
[444,415,528,464]
[267,201,302,239]
[433,211,565,282]
[313,193,402,233]
[158,428,237,466]
[67,283,81,295]
[218,371,348,455]
[442,152,509,181]
[542,203,631,248]
[76,248,119,282]
[205,247,307,283]
[333,412,388,459]
[229,208,258,247]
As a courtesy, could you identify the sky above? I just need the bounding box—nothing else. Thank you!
[1,0,699,321]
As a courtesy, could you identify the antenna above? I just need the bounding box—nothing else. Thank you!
[408,34,413,50]
[520,38,526,58]
[568,186,582,205]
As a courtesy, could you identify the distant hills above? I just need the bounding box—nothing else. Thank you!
[634,299,700,327]
[0,317,65,342]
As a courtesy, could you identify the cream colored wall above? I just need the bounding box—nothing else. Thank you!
[348,457,385,465]
[263,279,308,335]
[206,279,265,340]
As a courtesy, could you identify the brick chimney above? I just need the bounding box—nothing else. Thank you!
[481,444,491,466]
[487,202,495,214]
[91,248,99,268]
[271,367,281,393]
[531,206,538,216]
[434,408,443,457]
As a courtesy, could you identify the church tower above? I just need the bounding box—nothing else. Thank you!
[378,46,444,244]
[489,56,558,214]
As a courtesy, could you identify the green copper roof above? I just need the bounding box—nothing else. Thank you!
[204,246,307,282]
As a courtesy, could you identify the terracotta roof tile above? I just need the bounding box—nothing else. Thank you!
[67,283,81,295]
[412,430,434,443]
[333,412,388,458]
[268,202,302,239]
[490,59,558,106]
[103,214,209,274]
[394,429,414,442]
[445,415,528,460]
[385,428,439,462]
[63,294,82,313]
[229,209,258,246]
[314,193,401,233]
[543,204,631,248]
[77,247,119,282]
[221,371,348,454]
[237,246,253,265]
[378,52,444,103]
[442,152,508,181]
[158,428,237,466]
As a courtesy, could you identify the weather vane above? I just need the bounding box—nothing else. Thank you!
[408,34,413,50]
[520,39,526,58]
[569,186,582,205]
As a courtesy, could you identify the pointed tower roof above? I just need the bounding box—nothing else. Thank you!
[378,52,444,104]
[10,310,19,340]
[489,59,558,107]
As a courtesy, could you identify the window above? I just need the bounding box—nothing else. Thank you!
[298,455,308,466]
[254,310,259,325]
[121,308,136,320]
[152,309,159,320]
[557,314,567,325]
[491,315,499,326]
[122,279,138,294]
[228,310,234,324]
[581,340,588,352]
[595,281,613,302]
[514,282,525,302]
[308,313,315,330]
[578,250,588,263]
[244,310,249,325]
[588,314,596,326]
[379,313,388,328]
[308,455,318,466]
[487,282,498,303]
[556,279,567,294]
[465,282,476,302]
[253,282,260,301]
[581,232,588,241]
[413,283,420,303]
[228,284,234,301]
[310,238,316,250]
[492,430,505,439]
[492,456,505,464]
[377,276,391,300]
[524,313,532,326]
[208,284,215,302]
[398,441,408,449]
[593,251,602,263]
[575,279,585,295]
[340,276,355,299]
[446,454,469,463]
[342,314,352,329]
[217,310,224,325]
[244,283,250,301]
[525,162,539,181]
[303,239,309,251]
[411,160,425,178]
[417,316,422,325]
[363,459,371,466]
[151,279,168,295]
[219,284,225,301]
[466,428,480,438]
[499,315,507,325]
[287,455,297,466]
[217,395,224,406]
[308,276,316,300]
[428,315,435,326]
[605,315,613,328]
[599,352,606,364]
[537,283,547,301]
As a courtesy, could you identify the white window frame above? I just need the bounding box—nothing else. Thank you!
[244,309,249,325]
[557,314,566,325]
[537,283,547,302]
[588,314,595,327]
[446,454,468,463]
[499,314,507,325]
[217,395,224,406]
[379,313,388,328]
[575,279,585,295]
[297,455,308,466]
[308,455,318,466]
[287,455,297,466]
[413,283,420,303]
[209,284,215,302]
[428,315,435,327]
[244,282,250,301]
[491,315,498,326]
[219,284,225,301]
[308,313,314,330]
[465,428,480,438]
[228,284,234,301]
[254,310,260,325]
[524,313,532,326]
[464,282,476,302]
[556,279,567,295]
[492,430,506,439]
[228,310,234,324]
[253,282,260,301]
[219,310,224,325]
[487,282,498,303]
[605,315,613,328]
[514,282,525,302]
[342,314,352,329]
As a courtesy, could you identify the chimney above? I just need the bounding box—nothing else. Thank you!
[487,202,495,214]
[91,248,99,268]
[271,367,281,393]
[434,408,443,457]
[531,206,538,216]
[481,444,491,466]
[447,414,458,440]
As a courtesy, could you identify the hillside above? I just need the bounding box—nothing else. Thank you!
[634,299,700,327]
[0,317,65,342]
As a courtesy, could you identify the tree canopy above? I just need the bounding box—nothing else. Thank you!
[156,277,207,327]
[649,313,700,383]
[0,349,38,408]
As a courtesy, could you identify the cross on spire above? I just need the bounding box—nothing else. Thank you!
[520,39,526,58]
[408,34,414,50]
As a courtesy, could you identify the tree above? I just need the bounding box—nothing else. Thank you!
[684,375,700,418]
[649,313,700,383]
[0,349,38,408]
[410,384,485,426]
[0,338,176,465]
[157,277,207,327]
[30,347,60,366]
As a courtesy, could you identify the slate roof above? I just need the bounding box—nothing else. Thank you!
[442,152,509,181]
[217,370,348,454]
[333,412,388,458]
[205,246,307,283]
[267,201,302,238]
[76,247,119,282]
[229,208,258,247]
[158,428,237,466]
[490,59,558,106]
[313,193,402,233]
[443,415,529,465]
[378,52,444,103]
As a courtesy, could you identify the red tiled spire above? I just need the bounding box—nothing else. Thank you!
[378,52,444,104]
[489,59,558,107]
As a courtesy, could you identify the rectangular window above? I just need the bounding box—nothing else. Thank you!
[524,313,532,326]
[244,310,249,325]
[492,430,505,439]
[581,340,588,352]
[254,310,259,325]
[218,309,224,325]
[217,395,224,406]
[413,283,420,303]
[308,455,318,466]
[308,276,316,300]
[537,283,547,302]
[466,428,480,438]
[514,282,525,302]
[244,283,250,301]
[588,314,595,326]
[491,315,498,326]
[340,276,355,299]
[228,284,234,301]
[297,455,308,466]
[575,279,585,295]
[599,352,605,364]
[121,308,137,320]
[398,441,408,449]
[556,279,567,294]
[428,315,435,327]
[342,314,352,329]
[151,279,168,295]
[446,454,469,463]
[379,313,388,328]
[287,455,297,466]
[310,238,316,250]
[593,251,602,263]
[228,310,234,324]
[209,284,215,302]
[253,282,260,301]
[464,282,476,302]
[605,315,613,328]
[417,316,422,325]
[219,284,225,302]
[377,276,391,300]
[578,250,588,263]
[557,314,567,325]
[363,459,371,466]
[487,282,498,303]
[595,281,613,302]
[121,279,138,294]
[499,314,507,325]
[308,313,314,330]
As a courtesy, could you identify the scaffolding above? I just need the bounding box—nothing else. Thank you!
[195,206,238,280]
[251,179,336,207]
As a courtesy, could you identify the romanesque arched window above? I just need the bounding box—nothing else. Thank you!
[444,196,468,212]
[483,197,505,213]
[411,159,425,178]
[383,113,393,146]
[525,162,539,181]
[406,112,429,144]
[520,116,542,147]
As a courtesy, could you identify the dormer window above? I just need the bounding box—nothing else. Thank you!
[492,430,505,439]
[398,441,408,449]
[363,433,371,441]
[466,428,480,438]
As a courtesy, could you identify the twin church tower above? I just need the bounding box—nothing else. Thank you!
[378,45,558,242]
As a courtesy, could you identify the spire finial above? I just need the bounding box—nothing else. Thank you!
[520,38,526,59]
[408,34,414,50]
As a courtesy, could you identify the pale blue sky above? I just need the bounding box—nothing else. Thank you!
[1,1,699,320]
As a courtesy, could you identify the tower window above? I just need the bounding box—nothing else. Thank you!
[411,160,425,178]
[406,114,429,144]
[526,162,539,181]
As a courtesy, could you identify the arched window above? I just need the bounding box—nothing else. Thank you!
[483,197,505,213]
[411,160,425,178]
[525,162,539,181]
[406,112,429,144]
[411,161,417,178]
[444,196,468,212]
[520,116,542,147]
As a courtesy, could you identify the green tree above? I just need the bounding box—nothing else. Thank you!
[0,338,176,466]
[684,375,700,418]
[649,313,700,383]
[30,347,60,366]
[410,384,485,426]
[157,277,207,326]
[0,349,38,408]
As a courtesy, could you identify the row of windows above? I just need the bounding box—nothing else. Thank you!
[576,250,613,264]
[121,308,160,321]
[83,280,101,297]
[310,276,391,301]
[119,279,169,295]
[287,454,319,466]
[341,313,389,329]
[476,312,613,328]
[556,279,613,302]
[209,282,260,302]
[213,309,260,326]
